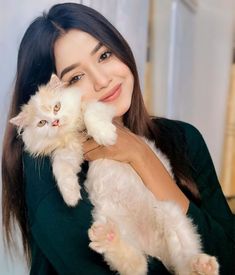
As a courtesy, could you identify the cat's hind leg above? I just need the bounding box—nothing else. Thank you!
[151,201,219,275]
[191,253,219,275]
[88,219,147,275]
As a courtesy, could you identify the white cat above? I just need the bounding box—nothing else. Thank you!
[10,74,116,206]
[11,75,219,275]
[86,140,219,275]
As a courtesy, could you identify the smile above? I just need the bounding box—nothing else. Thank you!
[99,84,122,102]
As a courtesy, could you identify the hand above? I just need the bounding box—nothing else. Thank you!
[83,123,148,166]
[83,123,189,212]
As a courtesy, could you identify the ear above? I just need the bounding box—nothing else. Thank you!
[48,74,63,89]
[9,104,30,129]
[10,112,26,127]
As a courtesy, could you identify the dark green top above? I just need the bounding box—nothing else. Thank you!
[23,119,235,275]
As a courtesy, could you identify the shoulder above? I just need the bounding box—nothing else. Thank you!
[152,117,207,152]
[152,117,202,137]
[151,117,215,179]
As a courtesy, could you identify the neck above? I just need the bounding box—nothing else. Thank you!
[113,116,124,126]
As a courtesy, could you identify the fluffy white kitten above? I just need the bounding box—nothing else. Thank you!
[10,74,115,206]
[86,136,219,275]
[11,75,219,274]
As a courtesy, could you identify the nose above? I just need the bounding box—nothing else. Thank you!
[52,119,60,127]
[91,66,111,92]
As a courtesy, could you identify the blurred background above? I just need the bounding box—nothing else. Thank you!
[0,0,235,273]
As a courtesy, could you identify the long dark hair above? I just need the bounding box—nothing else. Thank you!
[1,2,199,263]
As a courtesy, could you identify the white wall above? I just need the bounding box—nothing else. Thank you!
[151,0,173,116]
[191,0,234,176]
[152,0,235,176]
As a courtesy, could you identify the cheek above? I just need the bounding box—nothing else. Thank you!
[36,125,50,137]
[110,60,130,76]
[128,73,134,91]
[71,82,92,102]
[118,72,134,115]
[124,71,134,101]
[113,62,134,94]
[59,107,79,125]
[35,121,57,138]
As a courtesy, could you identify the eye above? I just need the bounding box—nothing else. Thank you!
[37,120,47,127]
[68,74,84,85]
[99,51,112,62]
[54,102,61,114]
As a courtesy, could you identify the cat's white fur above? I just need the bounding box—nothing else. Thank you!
[11,75,219,274]
[10,75,116,206]
[85,128,219,275]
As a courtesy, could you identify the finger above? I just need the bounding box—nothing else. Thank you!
[83,138,99,154]
[84,145,106,161]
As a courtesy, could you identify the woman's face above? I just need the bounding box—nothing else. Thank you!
[54,30,134,117]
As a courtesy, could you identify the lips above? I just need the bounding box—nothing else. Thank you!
[99,84,122,102]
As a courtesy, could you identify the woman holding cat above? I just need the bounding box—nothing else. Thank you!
[2,3,234,274]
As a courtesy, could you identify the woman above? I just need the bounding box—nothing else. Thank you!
[2,3,234,274]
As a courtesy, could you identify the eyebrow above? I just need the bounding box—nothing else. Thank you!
[60,62,80,79]
[91,42,103,55]
[60,42,103,79]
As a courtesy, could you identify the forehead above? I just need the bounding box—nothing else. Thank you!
[31,88,59,110]
[54,30,99,74]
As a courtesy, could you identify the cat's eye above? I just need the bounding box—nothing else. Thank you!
[37,120,47,127]
[54,102,61,114]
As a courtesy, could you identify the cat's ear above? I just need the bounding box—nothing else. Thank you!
[9,106,30,129]
[48,74,63,89]
[10,113,25,127]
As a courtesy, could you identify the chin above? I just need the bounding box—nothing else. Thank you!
[115,103,131,117]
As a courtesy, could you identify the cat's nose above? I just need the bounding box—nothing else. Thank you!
[52,119,60,127]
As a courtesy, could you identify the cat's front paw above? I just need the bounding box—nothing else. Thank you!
[88,219,120,254]
[62,189,81,206]
[191,253,219,275]
[91,122,117,146]
[59,177,81,206]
